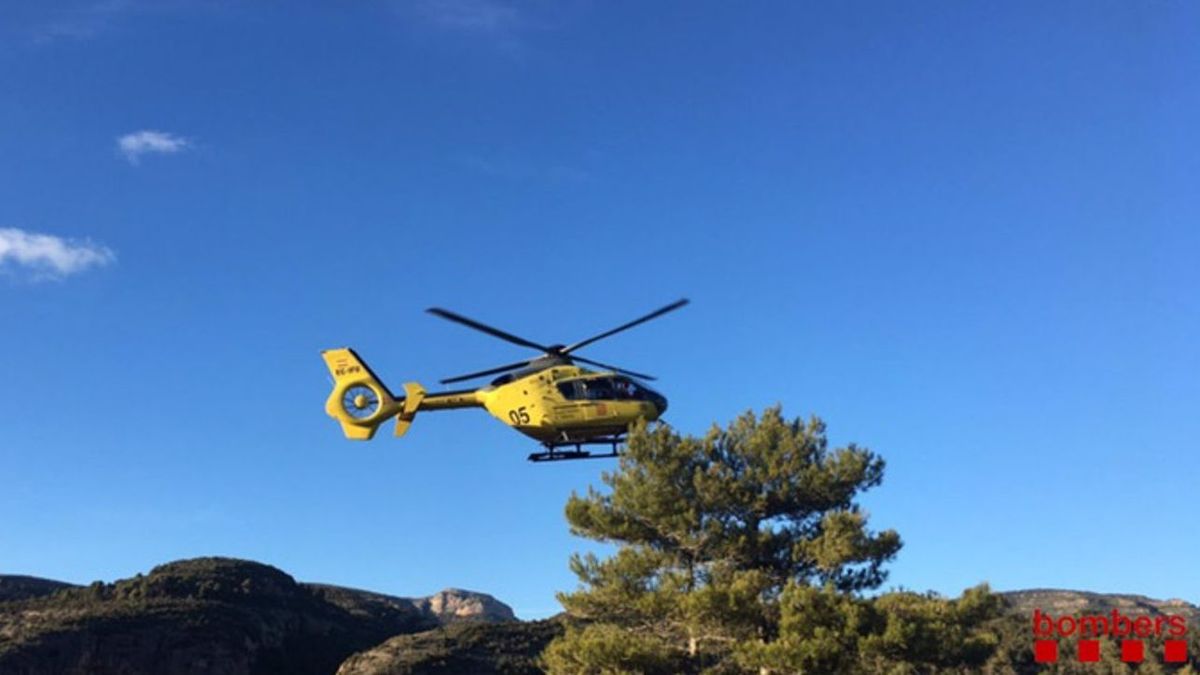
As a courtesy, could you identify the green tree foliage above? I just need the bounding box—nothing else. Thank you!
[856,585,1006,674]
[733,582,871,674]
[732,583,1007,674]
[542,406,1200,674]
[544,407,913,674]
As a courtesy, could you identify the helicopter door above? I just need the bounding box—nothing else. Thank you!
[581,378,617,420]
[552,381,584,422]
[556,380,614,421]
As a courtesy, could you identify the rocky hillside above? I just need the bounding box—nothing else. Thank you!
[414,588,516,624]
[336,619,564,675]
[0,557,515,675]
[1001,588,1200,623]
[5,560,1196,675]
[336,590,1200,675]
[307,585,514,626]
[0,576,77,603]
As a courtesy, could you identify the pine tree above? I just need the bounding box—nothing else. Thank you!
[542,407,903,674]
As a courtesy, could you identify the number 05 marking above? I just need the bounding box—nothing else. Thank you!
[508,406,531,425]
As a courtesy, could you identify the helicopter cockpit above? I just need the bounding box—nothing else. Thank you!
[557,375,667,413]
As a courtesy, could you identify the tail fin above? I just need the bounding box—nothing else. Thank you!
[321,348,425,440]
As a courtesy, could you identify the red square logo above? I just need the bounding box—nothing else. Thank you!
[1120,640,1143,663]
[1034,640,1058,663]
[1165,640,1188,663]
[1078,639,1100,662]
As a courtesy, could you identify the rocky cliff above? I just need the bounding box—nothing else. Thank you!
[0,558,524,675]
[0,558,438,675]
[1001,588,1200,623]
[414,588,517,624]
[306,585,514,626]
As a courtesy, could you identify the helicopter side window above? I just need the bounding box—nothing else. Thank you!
[587,378,615,400]
[559,377,645,401]
[612,377,646,401]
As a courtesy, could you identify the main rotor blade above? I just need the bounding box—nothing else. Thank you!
[440,359,534,385]
[427,307,551,352]
[563,298,689,354]
[571,355,656,381]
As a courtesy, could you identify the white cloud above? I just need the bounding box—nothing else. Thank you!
[0,228,116,280]
[405,0,535,52]
[117,129,191,165]
[417,0,523,34]
[30,0,135,44]
[397,0,583,54]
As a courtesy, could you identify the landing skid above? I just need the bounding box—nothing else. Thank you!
[527,435,624,463]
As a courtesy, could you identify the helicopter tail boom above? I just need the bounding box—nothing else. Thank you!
[322,348,483,440]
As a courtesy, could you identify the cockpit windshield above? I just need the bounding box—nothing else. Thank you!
[558,376,655,401]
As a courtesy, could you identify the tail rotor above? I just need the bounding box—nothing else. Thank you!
[321,348,400,440]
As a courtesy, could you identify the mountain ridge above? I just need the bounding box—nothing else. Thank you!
[0,557,515,675]
[4,559,1197,674]
[1000,588,1200,622]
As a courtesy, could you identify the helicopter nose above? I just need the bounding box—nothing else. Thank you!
[652,393,668,416]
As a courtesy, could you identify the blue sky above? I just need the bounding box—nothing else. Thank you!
[2,1,1198,618]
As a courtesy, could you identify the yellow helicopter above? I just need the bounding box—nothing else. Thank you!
[321,299,687,462]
